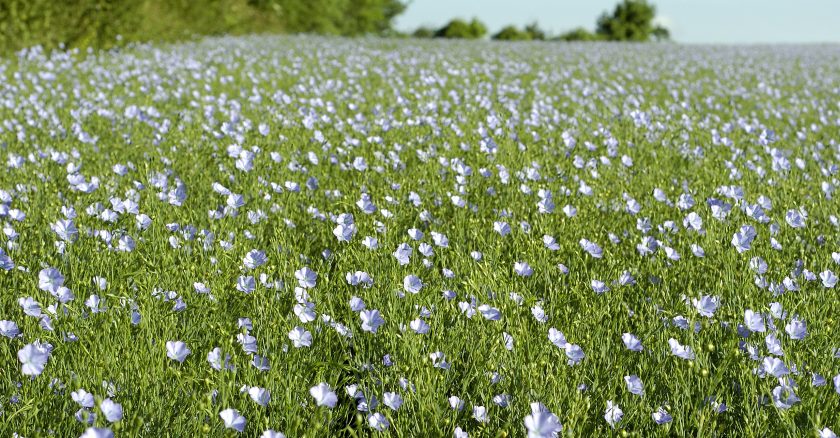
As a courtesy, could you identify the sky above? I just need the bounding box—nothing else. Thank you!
[395,0,840,44]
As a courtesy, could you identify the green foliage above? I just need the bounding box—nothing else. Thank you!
[0,0,406,53]
[492,22,548,41]
[596,0,661,41]
[549,0,669,43]
[434,18,487,39]
[652,25,670,41]
[0,0,672,52]
[259,0,407,36]
[492,26,532,41]
[555,27,603,42]
[0,0,140,52]
[412,26,435,39]
[416,0,668,44]
[523,22,547,41]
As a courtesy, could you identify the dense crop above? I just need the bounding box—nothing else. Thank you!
[1,37,840,437]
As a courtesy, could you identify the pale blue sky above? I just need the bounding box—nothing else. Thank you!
[395,0,840,43]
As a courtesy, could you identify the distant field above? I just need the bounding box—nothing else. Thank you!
[1,36,839,437]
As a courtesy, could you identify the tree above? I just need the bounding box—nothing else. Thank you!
[343,0,407,35]
[552,1,669,43]
[652,25,670,41]
[555,27,601,42]
[434,18,487,39]
[434,19,469,38]
[524,22,546,40]
[468,18,488,39]
[412,26,435,38]
[492,25,531,41]
[0,0,411,53]
[595,0,658,41]
[259,0,407,35]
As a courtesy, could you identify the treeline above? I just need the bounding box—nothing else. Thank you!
[0,0,406,53]
[0,0,669,54]
[414,0,669,42]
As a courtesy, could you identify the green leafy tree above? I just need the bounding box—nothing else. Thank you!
[412,26,435,38]
[434,19,470,38]
[258,0,406,35]
[0,0,407,53]
[341,0,407,35]
[468,18,488,39]
[652,25,670,41]
[434,18,487,39]
[595,0,659,41]
[0,0,144,51]
[555,27,602,42]
[492,25,531,41]
[524,22,546,40]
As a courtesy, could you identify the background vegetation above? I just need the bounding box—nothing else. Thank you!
[446,1,669,41]
[0,0,668,54]
[0,0,406,53]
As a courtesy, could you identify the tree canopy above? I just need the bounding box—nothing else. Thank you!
[0,0,408,53]
[523,22,547,41]
[0,0,674,53]
[555,28,601,42]
[492,22,547,41]
[433,18,488,39]
[492,26,532,41]
[254,0,407,36]
[416,1,670,43]
[595,0,667,41]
